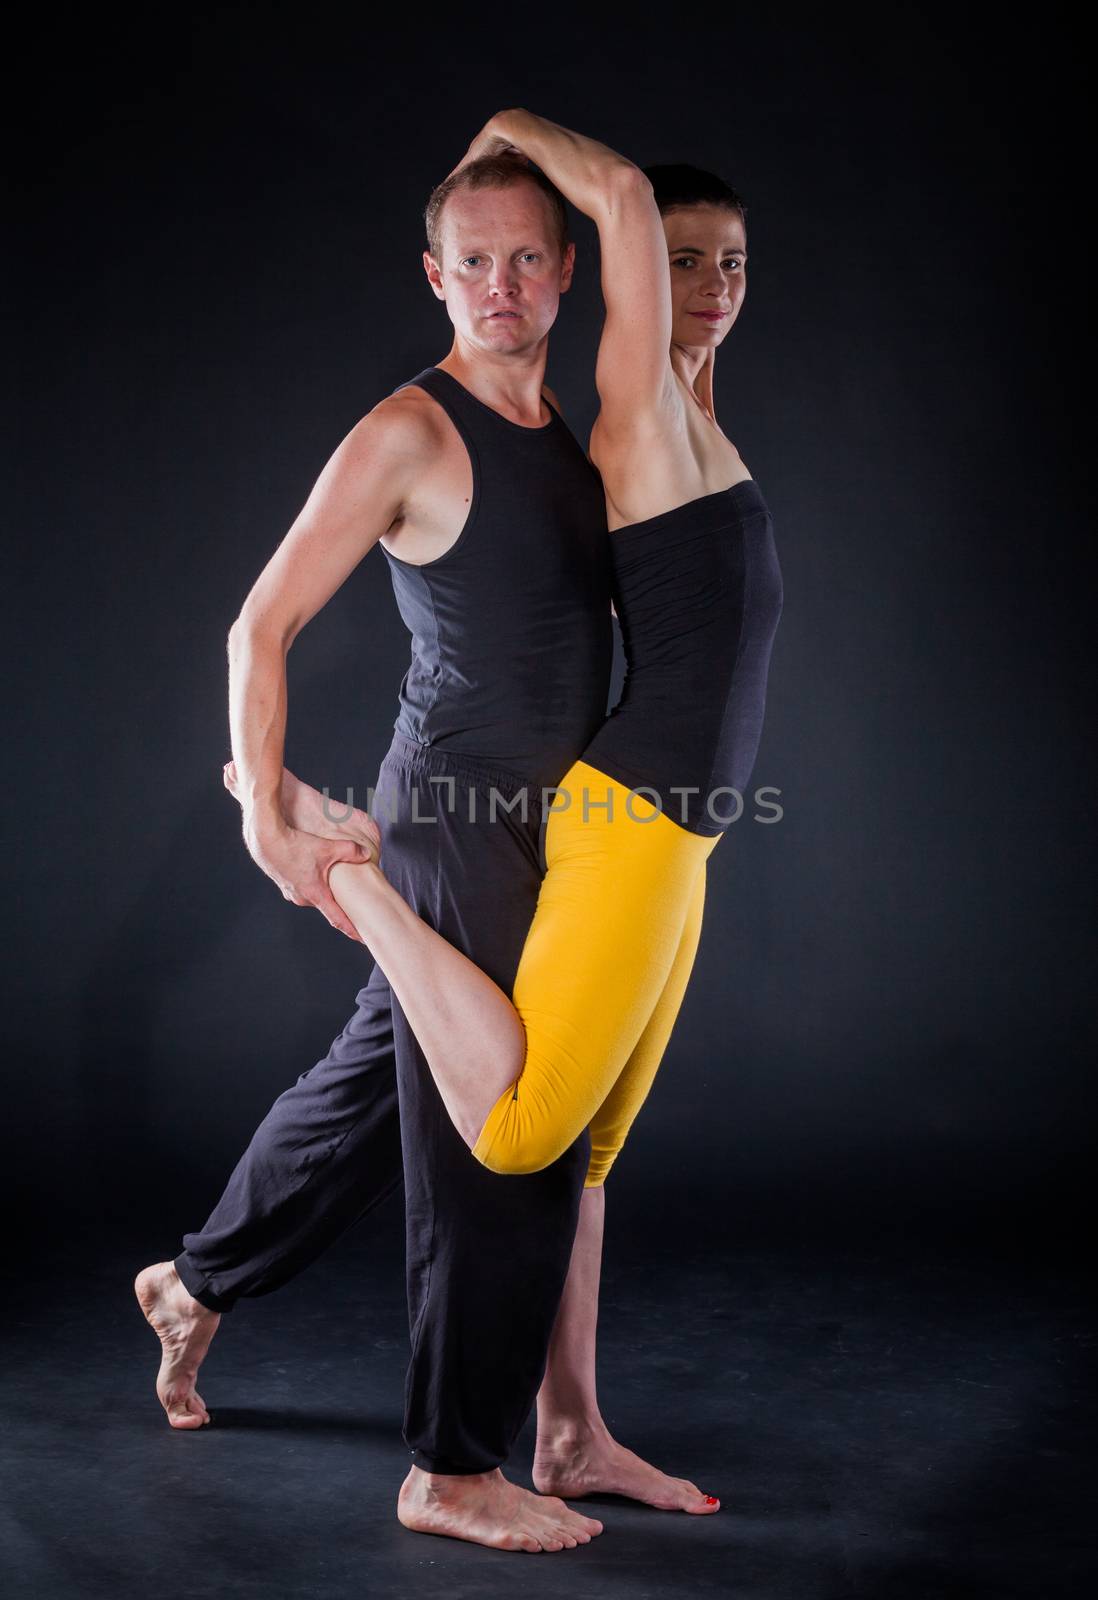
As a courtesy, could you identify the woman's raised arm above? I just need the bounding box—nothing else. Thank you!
[466,109,674,421]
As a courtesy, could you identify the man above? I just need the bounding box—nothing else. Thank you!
[137,151,706,1557]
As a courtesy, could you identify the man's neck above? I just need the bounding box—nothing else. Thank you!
[437,340,552,428]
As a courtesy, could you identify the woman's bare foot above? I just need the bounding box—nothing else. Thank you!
[223,760,380,858]
[533,1422,719,1514]
[134,1262,221,1429]
[397,1465,604,1553]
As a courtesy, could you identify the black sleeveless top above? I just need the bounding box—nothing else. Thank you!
[581,479,783,835]
[381,368,613,791]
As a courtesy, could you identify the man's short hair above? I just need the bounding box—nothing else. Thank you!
[424,155,570,265]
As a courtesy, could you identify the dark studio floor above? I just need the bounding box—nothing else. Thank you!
[4,1210,1093,1600]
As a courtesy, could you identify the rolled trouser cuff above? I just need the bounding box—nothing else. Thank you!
[174,1252,237,1313]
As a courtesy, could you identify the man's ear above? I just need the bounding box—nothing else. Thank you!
[558,241,576,294]
[423,250,446,301]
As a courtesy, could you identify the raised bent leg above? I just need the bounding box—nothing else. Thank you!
[328,760,720,1177]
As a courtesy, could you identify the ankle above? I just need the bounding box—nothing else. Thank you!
[405,1465,498,1497]
[535,1412,611,1450]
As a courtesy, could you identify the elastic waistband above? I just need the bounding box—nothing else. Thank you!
[382,732,536,802]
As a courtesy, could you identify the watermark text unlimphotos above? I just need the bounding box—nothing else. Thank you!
[321,779,783,828]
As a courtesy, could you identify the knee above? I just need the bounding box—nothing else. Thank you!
[472,1117,585,1178]
[474,1142,556,1177]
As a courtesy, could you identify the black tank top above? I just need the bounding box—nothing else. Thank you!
[581,479,783,835]
[381,367,613,791]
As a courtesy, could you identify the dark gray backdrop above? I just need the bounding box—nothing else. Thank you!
[8,8,1093,1259]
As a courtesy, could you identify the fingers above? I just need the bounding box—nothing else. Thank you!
[277,861,366,941]
[347,835,381,869]
[347,817,382,856]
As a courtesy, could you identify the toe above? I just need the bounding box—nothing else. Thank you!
[166,1393,208,1429]
[686,1493,720,1514]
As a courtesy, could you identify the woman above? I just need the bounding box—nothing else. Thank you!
[284,110,782,1190]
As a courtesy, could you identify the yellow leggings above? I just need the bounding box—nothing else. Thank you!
[471,760,722,1186]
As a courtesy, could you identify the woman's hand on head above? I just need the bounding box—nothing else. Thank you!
[445,114,530,182]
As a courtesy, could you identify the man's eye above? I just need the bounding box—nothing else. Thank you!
[673,257,696,268]
[723,259,743,271]
[520,253,540,263]
[462,256,484,267]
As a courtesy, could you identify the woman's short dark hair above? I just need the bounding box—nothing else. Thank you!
[642,164,747,228]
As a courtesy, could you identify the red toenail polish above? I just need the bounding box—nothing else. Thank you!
[705,1496,718,1504]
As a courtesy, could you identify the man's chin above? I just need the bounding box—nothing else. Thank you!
[472,325,543,354]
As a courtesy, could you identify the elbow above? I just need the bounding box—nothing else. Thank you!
[488,107,526,141]
[228,604,260,642]
[607,162,654,210]
[226,616,247,658]
[228,606,296,653]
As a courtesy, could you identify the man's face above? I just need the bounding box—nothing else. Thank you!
[662,204,748,350]
[424,179,575,355]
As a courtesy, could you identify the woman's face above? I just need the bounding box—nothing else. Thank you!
[662,204,747,350]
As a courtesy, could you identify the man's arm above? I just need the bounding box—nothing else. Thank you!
[227,395,432,939]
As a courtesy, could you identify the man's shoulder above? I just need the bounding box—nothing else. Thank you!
[348,383,450,466]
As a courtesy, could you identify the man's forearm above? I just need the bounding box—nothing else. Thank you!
[488,108,642,224]
[226,619,291,835]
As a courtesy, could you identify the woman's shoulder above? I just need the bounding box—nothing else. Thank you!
[591,390,749,529]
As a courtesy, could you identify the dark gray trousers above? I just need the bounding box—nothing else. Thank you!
[176,733,590,1474]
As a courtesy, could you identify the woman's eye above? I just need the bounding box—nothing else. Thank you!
[723,259,743,271]
[673,257,696,269]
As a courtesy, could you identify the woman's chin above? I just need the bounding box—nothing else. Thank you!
[675,322,729,351]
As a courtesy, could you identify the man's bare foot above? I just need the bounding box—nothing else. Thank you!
[533,1423,720,1514]
[397,1465,604,1553]
[223,760,380,857]
[134,1262,221,1430]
